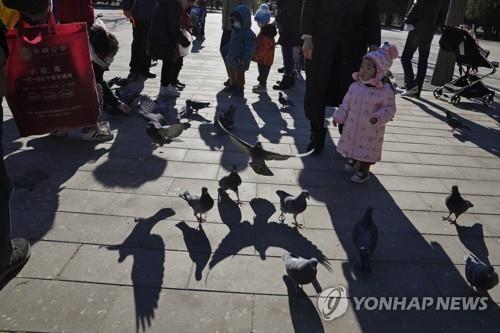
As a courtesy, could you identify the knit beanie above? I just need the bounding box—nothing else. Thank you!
[2,0,50,15]
[353,42,399,88]
[254,4,271,25]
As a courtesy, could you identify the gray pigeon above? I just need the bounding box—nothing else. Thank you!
[218,166,243,204]
[278,92,294,108]
[352,207,378,272]
[276,190,309,228]
[216,118,313,176]
[446,111,471,131]
[282,251,320,293]
[465,254,499,293]
[443,185,474,223]
[136,95,167,125]
[179,187,214,223]
[215,104,236,132]
[146,122,191,147]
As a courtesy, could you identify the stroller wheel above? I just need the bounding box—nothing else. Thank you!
[433,88,443,99]
[451,95,461,106]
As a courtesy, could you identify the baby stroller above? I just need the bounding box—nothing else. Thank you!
[190,5,206,38]
[433,25,498,106]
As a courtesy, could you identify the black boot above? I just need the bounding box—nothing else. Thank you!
[307,127,327,155]
[273,74,294,90]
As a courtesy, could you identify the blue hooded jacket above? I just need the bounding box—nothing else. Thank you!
[223,4,256,71]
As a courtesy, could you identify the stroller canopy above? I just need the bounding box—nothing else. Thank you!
[439,25,493,69]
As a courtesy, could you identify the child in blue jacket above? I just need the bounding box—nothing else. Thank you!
[222,4,256,97]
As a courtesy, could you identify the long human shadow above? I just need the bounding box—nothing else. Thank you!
[283,275,325,333]
[107,208,175,332]
[403,97,500,158]
[3,118,109,241]
[175,221,211,281]
[284,91,500,329]
[208,197,332,272]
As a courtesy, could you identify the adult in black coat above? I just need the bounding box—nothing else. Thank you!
[301,0,381,154]
[400,0,448,97]
[274,0,302,90]
[148,0,191,96]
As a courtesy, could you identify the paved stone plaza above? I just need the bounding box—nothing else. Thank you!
[1,9,500,333]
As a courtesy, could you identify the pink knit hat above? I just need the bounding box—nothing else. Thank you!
[353,43,399,88]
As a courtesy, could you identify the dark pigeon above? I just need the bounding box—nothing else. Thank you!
[218,166,243,204]
[278,92,294,108]
[443,185,474,223]
[465,254,499,293]
[146,122,191,147]
[282,252,321,294]
[352,207,378,272]
[179,187,214,223]
[276,190,309,228]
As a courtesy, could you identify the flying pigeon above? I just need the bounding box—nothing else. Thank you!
[187,100,210,112]
[218,166,243,204]
[282,252,320,293]
[465,254,499,293]
[443,185,474,223]
[214,104,236,132]
[446,111,471,131]
[179,187,214,223]
[133,94,168,125]
[276,190,309,228]
[352,207,378,272]
[146,122,191,147]
[278,92,294,108]
[216,118,313,176]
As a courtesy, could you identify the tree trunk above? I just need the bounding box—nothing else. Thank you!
[431,0,468,86]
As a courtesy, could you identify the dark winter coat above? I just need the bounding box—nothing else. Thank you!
[405,0,449,37]
[121,0,156,23]
[301,0,381,107]
[53,0,95,27]
[252,23,277,66]
[147,0,190,61]
[276,0,302,47]
[223,5,256,71]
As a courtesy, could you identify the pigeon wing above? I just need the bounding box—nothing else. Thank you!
[216,118,252,155]
[160,123,185,139]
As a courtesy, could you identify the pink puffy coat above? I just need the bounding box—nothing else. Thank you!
[333,81,396,163]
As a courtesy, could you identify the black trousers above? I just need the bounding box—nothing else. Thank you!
[0,101,12,268]
[160,59,179,87]
[400,29,433,92]
[257,64,271,86]
[130,21,152,75]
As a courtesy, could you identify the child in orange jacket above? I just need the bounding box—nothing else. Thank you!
[252,4,276,94]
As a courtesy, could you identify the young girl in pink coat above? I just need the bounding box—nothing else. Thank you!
[333,43,398,183]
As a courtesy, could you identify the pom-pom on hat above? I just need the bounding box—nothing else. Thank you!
[254,4,271,24]
[353,42,399,88]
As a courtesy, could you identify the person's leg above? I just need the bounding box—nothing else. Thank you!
[171,57,183,86]
[274,46,295,90]
[400,31,419,90]
[416,37,432,94]
[0,103,13,268]
[220,29,232,84]
[351,161,371,183]
[130,22,152,76]
[160,60,170,87]
[258,64,271,87]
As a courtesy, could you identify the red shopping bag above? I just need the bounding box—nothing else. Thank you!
[4,13,99,136]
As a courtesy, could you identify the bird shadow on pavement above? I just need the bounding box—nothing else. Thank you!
[107,208,175,332]
[453,222,491,265]
[175,221,212,281]
[208,197,332,272]
[283,275,325,333]
[403,97,500,157]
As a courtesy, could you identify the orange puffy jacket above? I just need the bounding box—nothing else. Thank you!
[252,23,277,66]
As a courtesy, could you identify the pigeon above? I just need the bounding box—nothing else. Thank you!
[214,104,236,132]
[218,166,243,204]
[465,254,499,293]
[278,92,294,108]
[282,252,320,293]
[352,207,378,272]
[187,99,210,111]
[146,122,191,147]
[446,111,471,131]
[216,118,313,176]
[179,187,214,223]
[443,185,474,223]
[136,95,168,126]
[276,190,309,228]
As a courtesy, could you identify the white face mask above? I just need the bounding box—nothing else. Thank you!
[233,21,242,29]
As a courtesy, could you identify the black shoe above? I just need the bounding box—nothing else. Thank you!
[0,238,31,284]
[143,71,157,79]
[277,67,285,73]
[273,75,295,91]
[307,127,327,155]
[223,79,231,87]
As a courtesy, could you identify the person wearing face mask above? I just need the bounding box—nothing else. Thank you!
[221,4,256,97]
[251,4,276,94]
[148,0,192,99]
[332,43,398,184]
